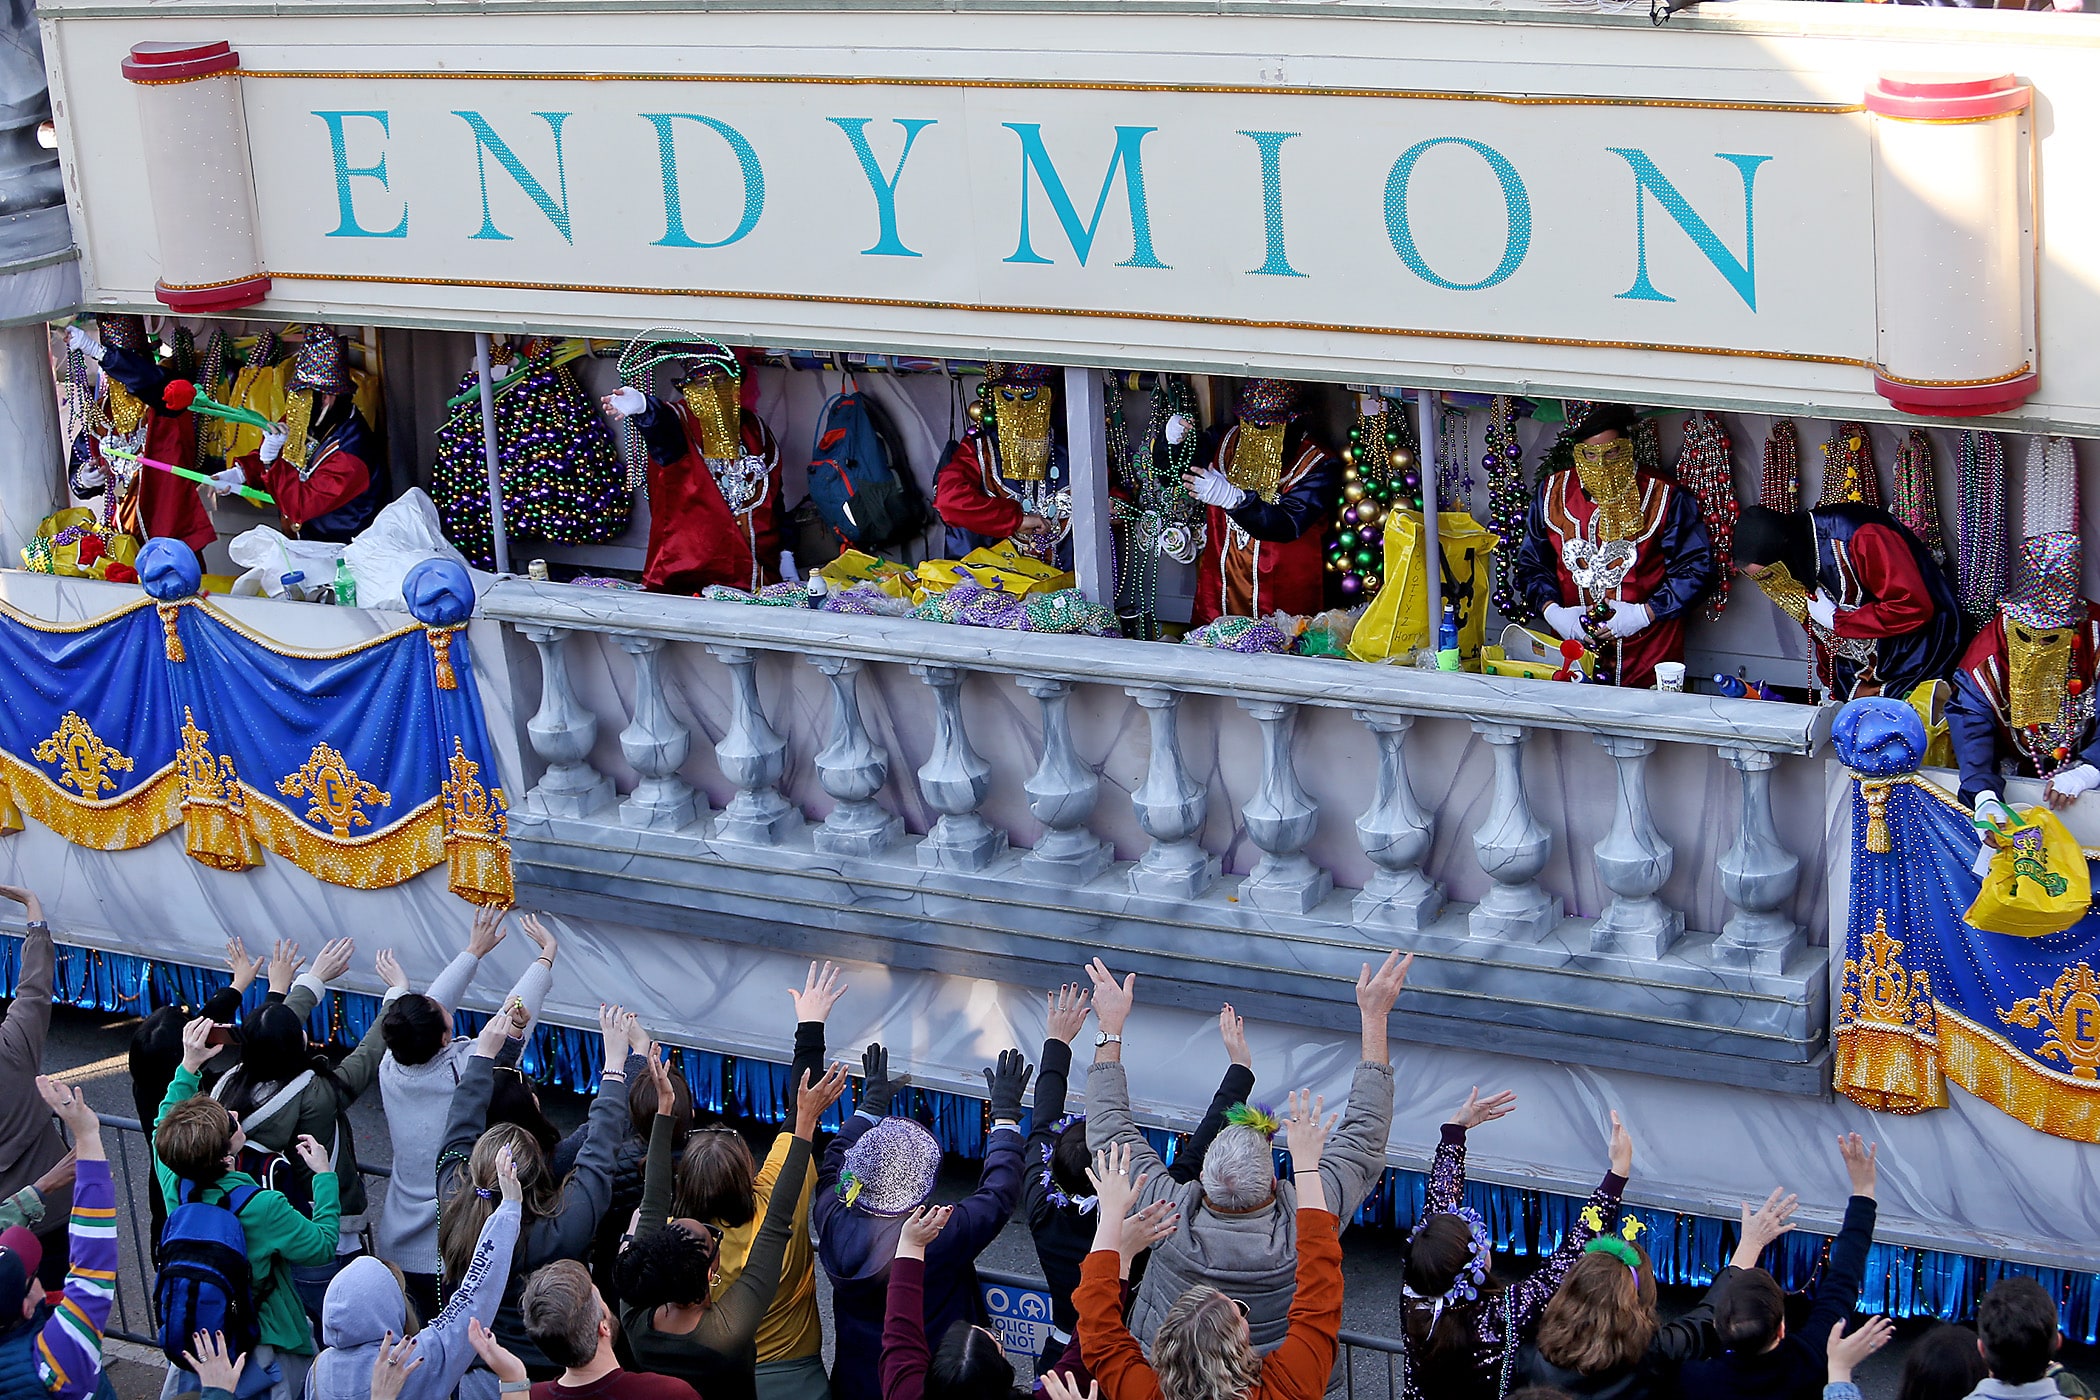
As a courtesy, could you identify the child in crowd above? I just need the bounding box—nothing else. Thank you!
[0,1077,116,1400]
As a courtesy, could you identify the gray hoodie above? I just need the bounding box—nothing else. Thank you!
[303,1200,521,1400]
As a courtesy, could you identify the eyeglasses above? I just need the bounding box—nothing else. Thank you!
[1231,1299,1249,1319]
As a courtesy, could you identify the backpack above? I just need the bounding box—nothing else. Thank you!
[155,1179,264,1368]
[805,389,924,552]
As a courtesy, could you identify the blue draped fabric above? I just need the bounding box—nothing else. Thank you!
[6,937,2099,1343]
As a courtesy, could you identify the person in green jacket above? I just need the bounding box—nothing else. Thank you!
[154,1018,341,1400]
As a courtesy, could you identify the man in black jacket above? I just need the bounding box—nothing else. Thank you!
[1681,1133,1881,1400]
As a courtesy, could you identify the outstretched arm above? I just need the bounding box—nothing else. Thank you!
[0,887,53,1081]
[1803,1136,1880,1361]
[1508,1112,1631,1331]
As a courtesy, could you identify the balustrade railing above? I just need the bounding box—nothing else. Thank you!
[483,582,1834,1089]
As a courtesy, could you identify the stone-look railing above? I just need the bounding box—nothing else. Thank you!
[481,581,1834,1091]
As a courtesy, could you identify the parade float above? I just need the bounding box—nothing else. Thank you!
[2,0,2099,1337]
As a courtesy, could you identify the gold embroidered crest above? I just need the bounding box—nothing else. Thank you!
[34,713,134,799]
[278,742,391,838]
[1999,963,2100,1080]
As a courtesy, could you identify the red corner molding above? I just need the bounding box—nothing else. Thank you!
[121,40,240,83]
[1866,73,2031,122]
[1874,370,2039,419]
[155,274,273,313]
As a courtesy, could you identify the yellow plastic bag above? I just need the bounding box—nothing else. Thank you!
[1349,510,1498,664]
[961,542,1075,594]
[1965,806,2093,938]
[818,549,915,599]
[20,508,138,580]
[1908,680,1955,771]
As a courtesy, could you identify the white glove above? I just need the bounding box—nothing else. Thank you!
[74,460,104,491]
[258,425,289,465]
[1807,592,1839,630]
[66,325,103,362]
[1190,468,1247,510]
[605,386,648,418]
[1604,599,1653,639]
[2049,764,2100,802]
[1164,413,1193,447]
[211,467,246,488]
[779,550,800,584]
[1542,603,1587,642]
[1360,393,1386,418]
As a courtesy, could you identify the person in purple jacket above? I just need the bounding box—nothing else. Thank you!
[0,1076,117,1400]
[816,1043,1031,1400]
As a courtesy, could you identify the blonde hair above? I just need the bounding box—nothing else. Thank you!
[1154,1286,1261,1400]
[439,1124,561,1287]
[1534,1246,1658,1376]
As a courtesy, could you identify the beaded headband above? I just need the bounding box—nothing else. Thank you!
[1402,1206,1492,1325]
[1037,1116,1097,1213]
[1580,1206,1646,1286]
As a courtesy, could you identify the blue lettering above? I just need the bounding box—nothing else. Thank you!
[1003,124,1168,269]
[2079,1005,2094,1045]
[1238,130,1304,279]
[642,114,766,249]
[1384,137,1530,291]
[1609,149,1771,311]
[829,118,935,258]
[453,111,574,243]
[314,111,407,239]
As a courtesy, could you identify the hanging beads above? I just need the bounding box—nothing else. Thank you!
[1760,419,1800,512]
[1957,429,2007,626]
[1329,396,1410,601]
[1484,395,1530,621]
[1676,411,1738,619]
[1818,422,1882,508]
[1892,429,1946,564]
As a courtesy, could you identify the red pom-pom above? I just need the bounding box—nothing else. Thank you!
[163,379,197,412]
[1559,639,1585,661]
[2072,678,2086,696]
[102,562,137,584]
[76,534,104,565]
[2056,746,2071,761]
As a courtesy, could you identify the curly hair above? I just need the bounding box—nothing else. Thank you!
[1155,1285,1261,1400]
[615,1221,719,1312]
[1533,1246,1658,1376]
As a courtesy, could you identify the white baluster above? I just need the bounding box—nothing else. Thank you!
[519,624,613,819]
[1127,686,1218,899]
[810,655,901,858]
[912,664,1007,871]
[1019,676,1112,883]
[615,635,702,832]
[1714,745,1802,973]
[1467,721,1561,941]
[1353,711,1444,930]
[708,644,802,846]
[1589,735,1681,957]
[1237,700,1331,914]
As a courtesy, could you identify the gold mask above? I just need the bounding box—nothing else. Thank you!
[1573,439,1641,542]
[103,382,146,438]
[680,374,743,462]
[994,384,1053,482]
[283,389,315,472]
[1227,422,1287,503]
[2006,620,2075,730]
[1751,561,1812,626]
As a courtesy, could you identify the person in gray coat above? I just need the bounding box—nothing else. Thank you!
[1081,951,1410,1356]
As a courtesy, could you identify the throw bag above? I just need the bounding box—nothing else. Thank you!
[806,391,924,551]
[1350,510,1499,664]
[1966,806,2093,938]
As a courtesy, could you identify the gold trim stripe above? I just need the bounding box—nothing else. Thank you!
[0,755,183,851]
[242,789,447,889]
[179,596,424,660]
[235,68,1866,115]
[1874,363,2035,389]
[159,271,270,292]
[0,594,156,634]
[1940,1007,2100,1144]
[1874,109,2024,127]
[269,272,1876,369]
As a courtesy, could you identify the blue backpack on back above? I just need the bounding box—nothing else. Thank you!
[805,390,924,552]
[155,1179,263,1369]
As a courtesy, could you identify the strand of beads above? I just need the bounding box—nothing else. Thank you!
[1759,420,1800,512]
[1892,429,1946,564]
[1676,411,1737,620]
[1484,395,1530,621]
[1818,422,1882,508]
[1956,429,2007,626]
[1329,398,1414,602]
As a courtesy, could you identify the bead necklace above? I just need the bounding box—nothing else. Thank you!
[1632,417,1663,480]
[2013,676,2093,781]
[1676,411,1737,619]
[1956,430,2007,625]
[1108,373,1202,639]
[1437,406,1471,511]
[2023,434,2079,537]
[1892,429,1945,564]
[1329,400,1412,601]
[1483,396,1529,620]
[1759,420,1800,512]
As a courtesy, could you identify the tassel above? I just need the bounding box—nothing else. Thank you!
[158,603,186,662]
[428,627,458,689]
[1862,780,1893,855]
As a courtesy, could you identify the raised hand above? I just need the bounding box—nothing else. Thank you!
[897,1204,952,1259]
[1838,1132,1878,1199]
[374,949,408,992]
[370,1332,424,1400]
[983,1049,1033,1124]
[518,912,558,965]
[1827,1316,1894,1384]
[180,1016,217,1074]
[224,939,257,992]
[0,883,43,922]
[858,1042,906,1118]
[599,1004,633,1071]
[1219,1003,1250,1069]
[790,960,849,1022]
[1046,983,1092,1045]
[1085,1141,1147,1224]
[468,1318,529,1386]
[473,1010,512,1059]
[1119,1198,1179,1265]
[1354,950,1413,1019]
[496,1144,522,1205]
[797,1062,851,1137]
[294,1134,331,1175]
[1451,1087,1518,1130]
[182,1331,246,1394]
[1040,1373,1099,1400]
[467,905,507,959]
[311,938,355,984]
[1608,1110,1634,1178]
[1283,1088,1337,1169]
[266,938,306,993]
[1732,1187,1799,1268]
[646,1044,677,1116]
[1085,959,1135,1035]
[36,1076,99,1143]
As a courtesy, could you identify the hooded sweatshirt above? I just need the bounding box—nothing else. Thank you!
[304,1200,521,1400]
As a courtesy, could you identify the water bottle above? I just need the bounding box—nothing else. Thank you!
[805,574,829,610]
[1435,604,1461,672]
[334,557,357,608]
[1712,673,1748,699]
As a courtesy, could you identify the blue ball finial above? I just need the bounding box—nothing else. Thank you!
[404,558,476,626]
[1832,696,1925,776]
[136,538,201,602]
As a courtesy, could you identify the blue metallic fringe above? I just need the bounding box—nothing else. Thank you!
[9,938,2095,1343]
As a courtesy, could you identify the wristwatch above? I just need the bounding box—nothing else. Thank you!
[1096,1032,1122,1047]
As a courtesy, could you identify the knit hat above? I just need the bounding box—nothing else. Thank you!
[838,1118,941,1216]
[292,331,354,394]
[1568,402,1639,442]
[0,1225,42,1316]
[98,315,146,355]
[1236,378,1301,426]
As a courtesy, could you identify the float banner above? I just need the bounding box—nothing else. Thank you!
[0,595,510,904]
[1836,772,2100,1142]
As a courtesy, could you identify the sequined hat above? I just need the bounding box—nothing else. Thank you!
[985,362,1056,388]
[1237,377,1302,426]
[2002,532,2083,631]
[838,1117,942,1216]
[98,315,146,354]
[1568,402,1639,442]
[292,331,354,394]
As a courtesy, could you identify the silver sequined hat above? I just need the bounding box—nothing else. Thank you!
[838,1117,942,1216]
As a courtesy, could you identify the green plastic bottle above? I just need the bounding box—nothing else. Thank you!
[334,557,357,608]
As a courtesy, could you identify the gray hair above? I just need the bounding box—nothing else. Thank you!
[1199,1125,1278,1212]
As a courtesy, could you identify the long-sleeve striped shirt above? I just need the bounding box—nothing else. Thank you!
[35,1156,117,1398]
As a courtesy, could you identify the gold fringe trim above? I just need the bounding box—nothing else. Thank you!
[241,790,445,889]
[185,803,265,872]
[1834,1024,1946,1114]
[187,598,421,660]
[445,832,514,907]
[1940,1008,2100,1145]
[0,753,182,851]
[158,603,187,662]
[0,778,20,837]
[0,594,156,634]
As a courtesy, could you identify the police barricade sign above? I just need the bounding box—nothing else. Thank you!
[981,1281,1055,1369]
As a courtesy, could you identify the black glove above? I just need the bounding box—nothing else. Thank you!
[984,1048,1033,1123]
[859,1042,905,1118]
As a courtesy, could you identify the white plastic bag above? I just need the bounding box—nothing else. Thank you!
[342,488,494,611]
[226,527,340,601]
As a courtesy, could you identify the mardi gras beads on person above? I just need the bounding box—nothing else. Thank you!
[1957,429,2007,626]
[1329,396,1414,601]
[1484,395,1530,621]
[1893,429,1946,565]
[1676,411,1737,620]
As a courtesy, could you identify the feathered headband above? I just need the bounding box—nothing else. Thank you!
[1224,1102,1281,1137]
[1580,1206,1647,1281]
[1402,1206,1493,1326]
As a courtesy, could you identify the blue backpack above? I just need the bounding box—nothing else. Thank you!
[805,390,924,552]
[155,1179,263,1369]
